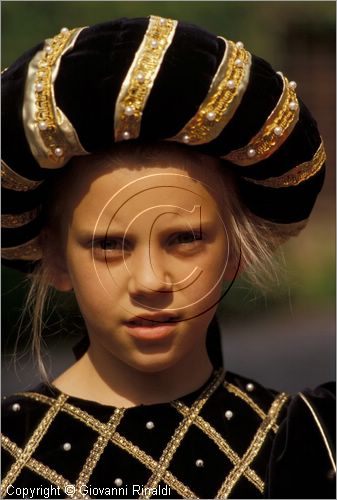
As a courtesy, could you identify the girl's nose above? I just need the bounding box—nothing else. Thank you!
[127,249,172,297]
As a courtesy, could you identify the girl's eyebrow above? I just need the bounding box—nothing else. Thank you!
[77,219,216,241]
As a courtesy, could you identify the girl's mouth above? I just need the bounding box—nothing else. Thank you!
[124,314,179,341]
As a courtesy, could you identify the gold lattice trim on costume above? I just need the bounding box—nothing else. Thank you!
[1,159,43,191]
[172,400,264,492]
[243,141,326,188]
[1,394,68,496]
[216,393,288,499]
[23,27,89,169]
[14,388,199,498]
[2,208,40,228]
[114,15,178,142]
[224,73,299,165]
[2,371,286,499]
[170,39,251,145]
[138,369,225,498]
[224,382,278,433]
[1,436,83,499]
[76,408,125,492]
[1,237,42,260]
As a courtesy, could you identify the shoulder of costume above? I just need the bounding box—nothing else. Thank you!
[265,381,336,498]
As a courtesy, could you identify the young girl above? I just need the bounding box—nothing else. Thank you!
[1,15,335,499]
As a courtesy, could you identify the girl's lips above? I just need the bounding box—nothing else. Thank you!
[124,320,177,341]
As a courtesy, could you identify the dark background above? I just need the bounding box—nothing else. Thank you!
[2,1,335,394]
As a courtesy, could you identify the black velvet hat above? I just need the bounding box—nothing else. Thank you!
[2,15,326,271]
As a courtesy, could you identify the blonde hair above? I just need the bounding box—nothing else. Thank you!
[21,141,304,379]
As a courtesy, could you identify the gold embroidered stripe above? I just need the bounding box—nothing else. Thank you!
[139,369,225,498]
[243,141,326,188]
[170,39,251,145]
[75,408,125,491]
[172,400,264,493]
[114,15,178,142]
[1,159,43,191]
[23,27,88,169]
[1,394,68,495]
[1,435,85,499]
[19,392,197,498]
[224,382,278,433]
[224,74,299,166]
[1,237,42,261]
[216,393,288,499]
[2,208,39,228]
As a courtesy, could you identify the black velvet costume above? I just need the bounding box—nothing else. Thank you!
[1,370,335,499]
[1,15,335,500]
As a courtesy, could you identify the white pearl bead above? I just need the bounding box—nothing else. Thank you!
[136,72,145,83]
[206,111,216,121]
[182,134,190,144]
[159,18,166,26]
[273,126,283,136]
[246,383,255,392]
[54,147,64,157]
[146,421,155,430]
[247,148,256,158]
[114,478,123,487]
[45,45,53,54]
[60,27,69,34]
[35,82,44,92]
[289,101,298,111]
[225,410,233,420]
[236,41,244,49]
[38,121,48,131]
[124,105,134,116]
[195,459,204,467]
[151,40,159,49]
[234,58,243,67]
[122,131,131,140]
[62,442,71,451]
[227,80,235,90]
[289,80,297,90]
[12,403,21,412]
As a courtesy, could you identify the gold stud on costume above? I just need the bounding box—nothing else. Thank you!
[114,15,178,142]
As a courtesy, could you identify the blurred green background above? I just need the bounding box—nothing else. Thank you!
[2,1,335,392]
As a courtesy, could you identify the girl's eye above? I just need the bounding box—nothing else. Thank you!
[92,238,131,255]
[169,231,202,246]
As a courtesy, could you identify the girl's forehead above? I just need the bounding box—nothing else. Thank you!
[62,155,229,228]
[67,153,227,206]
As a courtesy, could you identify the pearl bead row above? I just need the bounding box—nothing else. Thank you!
[180,40,247,144]
[243,78,298,159]
[34,26,73,160]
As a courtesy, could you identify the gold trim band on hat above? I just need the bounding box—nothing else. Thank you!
[224,73,299,166]
[243,141,326,188]
[169,38,251,145]
[2,208,40,228]
[114,15,178,142]
[23,26,89,169]
[1,160,43,192]
[1,237,42,261]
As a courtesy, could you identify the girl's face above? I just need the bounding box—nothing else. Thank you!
[50,151,235,373]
